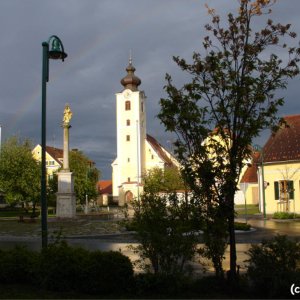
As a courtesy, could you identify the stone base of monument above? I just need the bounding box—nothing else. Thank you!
[56,171,76,218]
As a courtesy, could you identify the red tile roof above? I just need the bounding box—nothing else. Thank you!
[98,180,112,195]
[240,152,259,183]
[146,134,174,167]
[46,146,63,165]
[263,114,300,163]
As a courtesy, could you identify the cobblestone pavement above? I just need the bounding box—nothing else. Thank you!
[0,214,126,240]
[0,212,299,244]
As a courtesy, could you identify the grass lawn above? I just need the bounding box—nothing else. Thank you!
[235,204,260,215]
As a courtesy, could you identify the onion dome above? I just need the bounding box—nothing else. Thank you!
[120,58,141,91]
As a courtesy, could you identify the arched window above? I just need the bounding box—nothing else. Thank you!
[126,119,130,126]
[125,101,131,111]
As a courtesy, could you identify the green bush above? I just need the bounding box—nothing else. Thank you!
[81,250,134,294]
[133,273,187,297]
[0,246,39,284]
[273,212,300,219]
[38,241,89,291]
[246,235,300,298]
[234,222,251,231]
[0,242,134,295]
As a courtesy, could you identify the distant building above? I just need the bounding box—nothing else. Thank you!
[32,144,63,178]
[112,60,178,205]
[97,180,112,206]
[238,152,259,206]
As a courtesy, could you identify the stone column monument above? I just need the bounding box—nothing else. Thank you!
[56,104,76,218]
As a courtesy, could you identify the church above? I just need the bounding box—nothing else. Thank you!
[111,59,178,206]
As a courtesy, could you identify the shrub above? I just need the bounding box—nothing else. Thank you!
[81,250,134,294]
[131,192,199,276]
[0,246,39,284]
[0,242,134,296]
[38,241,134,295]
[38,241,89,292]
[234,222,251,231]
[273,212,300,219]
[246,235,300,298]
[133,273,187,297]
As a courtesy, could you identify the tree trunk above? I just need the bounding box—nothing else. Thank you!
[228,209,237,282]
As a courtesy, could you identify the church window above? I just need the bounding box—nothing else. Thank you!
[141,102,144,112]
[126,119,130,126]
[128,177,131,182]
[128,158,130,162]
[126,135,130,141]
[125,101,131,111]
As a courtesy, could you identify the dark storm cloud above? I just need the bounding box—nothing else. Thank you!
[0,0,299,179]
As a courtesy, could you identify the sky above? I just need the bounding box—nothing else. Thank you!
[0,0,300,179]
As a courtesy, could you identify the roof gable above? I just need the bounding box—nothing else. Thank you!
[240,152,259,183]
[45,146,63,165]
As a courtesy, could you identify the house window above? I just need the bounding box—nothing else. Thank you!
[126,119,130,126]
[151,155,154,160]
[126,135,130,141]
[127,158,130,162]
[274,180,294,200]
[141,102,144,112]
[125,101,131,111]
[128,177,130,182]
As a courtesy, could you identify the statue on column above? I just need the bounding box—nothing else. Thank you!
[63,104,72,125]
[56,104,76,218]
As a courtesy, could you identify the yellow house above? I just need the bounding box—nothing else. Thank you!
[205,128,254,205]
[239,151,259,206]
[32,144,63,178]
[257,115,300,214]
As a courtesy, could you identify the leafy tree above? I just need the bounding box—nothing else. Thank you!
[0,136,40,214]
[69,150,100,204]
[128,168,201,276]
[143,167,186,194]
[130,192,200,276]
[158,0,300,282]
[47,173,58,207]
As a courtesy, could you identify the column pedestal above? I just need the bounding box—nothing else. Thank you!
[56,171,76,218]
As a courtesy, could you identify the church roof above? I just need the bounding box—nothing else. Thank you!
[263,114,300,163]
[146,134,175,167]
[120,59,141,91]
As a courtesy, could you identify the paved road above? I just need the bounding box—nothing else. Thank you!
[235,215,300,243]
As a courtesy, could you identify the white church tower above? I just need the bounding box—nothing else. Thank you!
[112,59,178,205]
[112,59,146,205]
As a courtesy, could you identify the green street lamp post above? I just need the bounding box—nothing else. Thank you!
[253,144,267,220]
[41,35,67,248]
